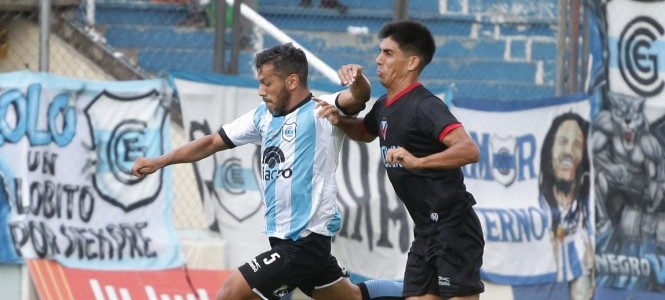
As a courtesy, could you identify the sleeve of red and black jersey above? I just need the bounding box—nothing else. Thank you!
[417,96,462,141]
[362,100,382,137]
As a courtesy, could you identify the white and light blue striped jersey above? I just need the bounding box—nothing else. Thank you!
[218,92,344,240]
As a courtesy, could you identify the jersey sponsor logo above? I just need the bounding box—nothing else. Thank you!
[262,146,293,180]
[380,145,401,168]
[282,122,296,142]
[273,285,290,297]
[379,120,388,140]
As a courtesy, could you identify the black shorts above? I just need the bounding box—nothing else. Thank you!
[238,233,347,300]
[403,208,485,298]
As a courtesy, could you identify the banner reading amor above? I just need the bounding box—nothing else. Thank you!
[0,71,181,269]
[452,96,594,287]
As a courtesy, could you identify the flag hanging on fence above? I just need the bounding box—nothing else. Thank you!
[0,71,181,270]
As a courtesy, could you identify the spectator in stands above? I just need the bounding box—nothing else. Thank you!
[317,20,485,300]
[178,0,258,50]
[300,0,348,13]
[178,0,209,27]
[131,43,403,300]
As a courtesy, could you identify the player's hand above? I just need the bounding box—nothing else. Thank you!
[131,157,160,177]
[386,147,420,169]
[314,98,343,126]
[338,64,364,86]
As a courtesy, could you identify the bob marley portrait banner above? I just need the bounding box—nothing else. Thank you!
[451,95,594,288]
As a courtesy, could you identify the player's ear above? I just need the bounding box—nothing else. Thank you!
[407,55,420,72]
[286,73,299,90]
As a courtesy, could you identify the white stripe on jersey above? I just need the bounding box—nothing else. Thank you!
[221,92,343,240]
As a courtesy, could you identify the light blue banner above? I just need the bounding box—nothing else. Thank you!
[0,71,181,270]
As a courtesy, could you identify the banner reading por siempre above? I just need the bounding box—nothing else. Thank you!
[0,71,181,270]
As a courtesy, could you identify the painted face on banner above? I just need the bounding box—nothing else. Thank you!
[257,63,291,116]
[551,119,584,182]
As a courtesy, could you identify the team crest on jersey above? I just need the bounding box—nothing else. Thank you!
[380,120,388,140]
[282,122,296,142]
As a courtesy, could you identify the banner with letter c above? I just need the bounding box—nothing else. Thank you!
[0,71,181,270]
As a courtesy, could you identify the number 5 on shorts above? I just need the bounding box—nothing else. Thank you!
[263,252,281,265]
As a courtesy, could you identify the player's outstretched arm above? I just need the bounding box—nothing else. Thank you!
[336,64,371,115]
[131,133,228,177]
[316,100,376,143]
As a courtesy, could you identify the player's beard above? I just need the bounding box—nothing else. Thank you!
[269,88,292,117]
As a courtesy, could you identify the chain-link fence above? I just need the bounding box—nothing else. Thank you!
[0,0,591,231]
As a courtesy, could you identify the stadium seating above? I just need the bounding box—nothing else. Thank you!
[87,0,559,100]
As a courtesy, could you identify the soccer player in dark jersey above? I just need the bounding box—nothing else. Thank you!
[318,20,485,300]
[131,43,404,300]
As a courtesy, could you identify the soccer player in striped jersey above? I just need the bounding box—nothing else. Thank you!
[317,20,485,300]
[131,43,403,300]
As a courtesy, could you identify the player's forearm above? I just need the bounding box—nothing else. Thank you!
[338,117,375,143]
[417,140,479,169]
[338,74,371,115]
[163,134,226,166]
[348,73,371,106]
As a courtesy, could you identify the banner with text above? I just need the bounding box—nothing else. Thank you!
[172,72,413,280]
[452,96,594,287]
[0,71,181,270]
[595,0,665,297]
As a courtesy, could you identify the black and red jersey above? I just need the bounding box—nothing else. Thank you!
[363,83,476,231]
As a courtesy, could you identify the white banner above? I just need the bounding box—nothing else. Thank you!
[0,71,181,270]
[607,0,665,100]
[453,96,594,285]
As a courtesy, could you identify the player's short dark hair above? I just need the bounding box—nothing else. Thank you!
[378,20,435,72]
[254,43,309,86]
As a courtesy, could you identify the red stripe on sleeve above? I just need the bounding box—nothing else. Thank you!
[438,123,462,142]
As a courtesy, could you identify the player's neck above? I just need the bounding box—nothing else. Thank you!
[286,89,312,111]
[386,76,419,100]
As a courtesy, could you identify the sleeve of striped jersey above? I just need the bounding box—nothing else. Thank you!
[417,96,460,141]
[315,91,346,113]
[218,108,261,148]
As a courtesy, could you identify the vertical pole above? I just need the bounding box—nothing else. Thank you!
[568,0,580,94]
[555,0,568,96]
[228,0,242,74]
[581,2,590,92]
[213,0,227,73]
[393,0,408,21]
[39,0,52,72]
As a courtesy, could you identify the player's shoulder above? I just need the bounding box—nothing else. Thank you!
[314,91,342,105]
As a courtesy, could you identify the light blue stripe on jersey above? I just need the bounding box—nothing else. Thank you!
[327,205,341,235]
[263,112,283,234]
[288,101,316,239]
